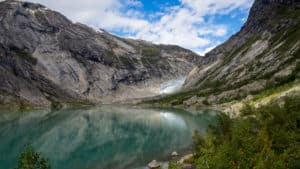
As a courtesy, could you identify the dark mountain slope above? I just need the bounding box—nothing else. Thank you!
[0,0,200,110]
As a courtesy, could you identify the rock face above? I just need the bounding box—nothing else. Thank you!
[149,0,300,107]
[0,0,200,108]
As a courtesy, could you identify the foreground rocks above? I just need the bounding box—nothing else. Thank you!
[148,160,161,169]
[147,151,195,169]
[171,151,179,157]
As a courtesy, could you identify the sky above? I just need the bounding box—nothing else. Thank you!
[22,0,254,55]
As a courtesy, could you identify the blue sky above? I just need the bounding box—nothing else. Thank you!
[26,0,254,55]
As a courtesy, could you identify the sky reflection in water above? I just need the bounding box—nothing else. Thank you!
[0,106,219,169]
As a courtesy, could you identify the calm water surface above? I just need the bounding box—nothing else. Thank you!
[0,106,219,169]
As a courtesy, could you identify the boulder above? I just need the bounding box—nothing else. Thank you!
[148,160,160,169]
[171,151,179,157]
[179,154,194,164]
[183,96,198,106]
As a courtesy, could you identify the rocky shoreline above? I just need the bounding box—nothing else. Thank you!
[146,147,196,169]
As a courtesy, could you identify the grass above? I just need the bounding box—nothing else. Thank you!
[140,46,159,57]
[220,36,259,67]
[141,56,161,68]
[269,4,300,53]
[275,23,300,54]
[102,50,117,65]
[193,36,260,87]
[145,88,197,105]
[117,56,139,69]
[252,80,300,103]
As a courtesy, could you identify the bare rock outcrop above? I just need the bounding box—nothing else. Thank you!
[0,0,201,108]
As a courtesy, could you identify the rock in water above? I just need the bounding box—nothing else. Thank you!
[171,151,179,157]
[148,160,160,169]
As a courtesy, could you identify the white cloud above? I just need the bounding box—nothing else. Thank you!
[133,7,211,49]
[125,0,143,7]
[197,26,228,37]
[27,0,147,32]
[18,0,254,54]
[180,0,253,15]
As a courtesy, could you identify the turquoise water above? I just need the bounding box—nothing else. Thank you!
[0,106,219,169]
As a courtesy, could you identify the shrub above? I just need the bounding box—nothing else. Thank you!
[168,162,181,169]
[14,145,51,169]
[141,47,159,57]
[192,95,300,169]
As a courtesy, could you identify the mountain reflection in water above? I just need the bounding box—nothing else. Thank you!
[0,106,219,169]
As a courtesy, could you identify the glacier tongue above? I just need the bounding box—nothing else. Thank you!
[160,77,186,94]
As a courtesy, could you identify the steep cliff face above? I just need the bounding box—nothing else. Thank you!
[0,0,200,109]
[148,0,300,107]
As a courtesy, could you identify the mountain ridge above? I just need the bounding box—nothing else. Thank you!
[0,0,201,110]
[146,0,300,113]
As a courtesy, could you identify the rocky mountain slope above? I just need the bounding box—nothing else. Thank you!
[0,0,200,109]
[147,0,300,110]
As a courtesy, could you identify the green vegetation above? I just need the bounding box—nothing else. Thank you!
[19,102,36,111]
[220,36,259,67]
[0,90,38,111]
[117,55,139,69]
[102,50,117,65]
[146,2,300,107]
[272,62,300,87]
[276,23,300,55]
[13,145,51,169]
[252,80,300,103]
[141,56,160,64]
[274,3,300,21]
[146,33,299,106]
[144,88,198,105]
[50,101,63,110]
[141,46,159,57]
[10,47,38,65]
[192,95,300,169]
[139,46,162,68]
[168,162,181,169]
[270,4,300,55]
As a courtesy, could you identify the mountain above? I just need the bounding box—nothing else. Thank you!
[147,0,300,113]
[0,0,200,110]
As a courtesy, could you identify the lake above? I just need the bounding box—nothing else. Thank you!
[0,106,219,169]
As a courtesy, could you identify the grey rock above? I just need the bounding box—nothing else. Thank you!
[0,0,201,108]
[148,160,160,169]
[183,96,198,106]
[171,151,179,157]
